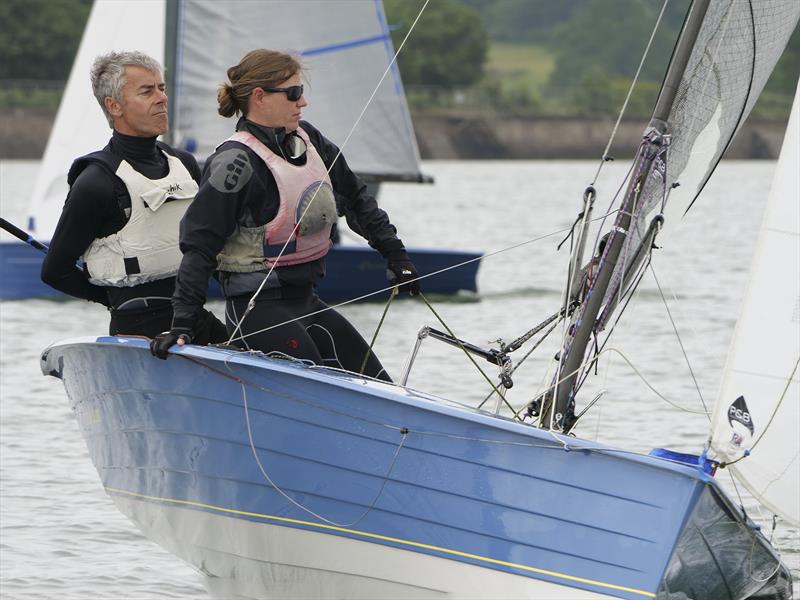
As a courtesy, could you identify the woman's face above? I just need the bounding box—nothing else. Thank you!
[248,72,307,131]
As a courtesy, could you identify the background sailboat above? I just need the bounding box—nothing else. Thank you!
[0,0,480,301]
[40,1,799,598]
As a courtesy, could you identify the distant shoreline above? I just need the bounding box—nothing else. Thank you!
[0,107,788,160]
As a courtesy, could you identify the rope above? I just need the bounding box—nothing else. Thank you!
[359,287,398,374]
[227,211,618,347]
[176,346,708,467]
[590,0,670,186]
[529,346,709,421]
[242,381,408,527]
[717,357,799,467]
[650,264,710,419]
[227,0,431,343]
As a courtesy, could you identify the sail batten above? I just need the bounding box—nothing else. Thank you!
[301,34,392,57]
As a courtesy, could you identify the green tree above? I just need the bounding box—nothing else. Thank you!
[462,0,581,45]
[547,0,687,95]
[765,26,800,96]
[384,0,488,89]
[0,0,92,80]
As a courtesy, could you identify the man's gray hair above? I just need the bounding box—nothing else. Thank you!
[91,51,163,127]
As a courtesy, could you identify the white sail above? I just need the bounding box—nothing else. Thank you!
[26,0,166,240]
[709,81,800,527]
[170,0,423,181]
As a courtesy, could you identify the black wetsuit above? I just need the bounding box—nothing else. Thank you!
[172,119,410,380]
[41,130,227,342]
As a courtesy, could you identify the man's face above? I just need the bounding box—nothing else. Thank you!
[108,65,168,137]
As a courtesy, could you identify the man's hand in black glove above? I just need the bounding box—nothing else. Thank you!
[386,254,421,295]
[150,327,193,359]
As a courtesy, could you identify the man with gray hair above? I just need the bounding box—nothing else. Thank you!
[41,51,226,342]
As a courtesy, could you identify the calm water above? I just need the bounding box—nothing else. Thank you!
[1,159,797,598]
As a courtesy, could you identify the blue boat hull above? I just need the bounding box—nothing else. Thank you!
[0,241,480,301]
[41,338,791,599]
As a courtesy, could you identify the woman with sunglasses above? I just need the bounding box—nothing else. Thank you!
[151,49,419,381]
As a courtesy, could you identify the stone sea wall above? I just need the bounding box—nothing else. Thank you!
[412,111,788,160]
[0,108,788,160]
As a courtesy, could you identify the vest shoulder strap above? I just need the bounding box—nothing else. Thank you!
[67,146,122,187]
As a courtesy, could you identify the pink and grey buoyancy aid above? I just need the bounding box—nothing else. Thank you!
[217,127,338,272]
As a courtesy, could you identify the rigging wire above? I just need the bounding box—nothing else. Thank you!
[359,287,398,374]
[227,0,431,344]
[581,347,709,415]
[550,137,654,428]
[573,255,653,398]
[526,345,709,422]
[649,263,710,419]
[590,0,670,187]
[226,210,618,346]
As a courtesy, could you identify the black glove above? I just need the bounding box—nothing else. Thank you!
[149,327,193,359]
[376,238,420,296]
[386,255,420,295]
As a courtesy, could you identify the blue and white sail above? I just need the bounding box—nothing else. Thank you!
[170,0,424,182]
[709,81,800,527]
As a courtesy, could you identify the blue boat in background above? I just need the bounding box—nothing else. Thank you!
[0,241,480,302]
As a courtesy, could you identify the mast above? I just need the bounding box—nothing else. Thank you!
[163,0,180,148]
[650,0,711,129]
[541,0,711,431]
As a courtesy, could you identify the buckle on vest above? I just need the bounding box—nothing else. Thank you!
[124,257,141,274]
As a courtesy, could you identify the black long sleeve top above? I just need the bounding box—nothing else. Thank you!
[41,130,201,308]
[171,118,406,329]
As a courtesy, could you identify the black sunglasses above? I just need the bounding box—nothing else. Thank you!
[264,84,304,102]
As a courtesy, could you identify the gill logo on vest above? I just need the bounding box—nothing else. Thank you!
[225,153,249,191]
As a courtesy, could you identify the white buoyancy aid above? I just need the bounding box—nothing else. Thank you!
[83,152,198,286]
[217,127,337,272]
